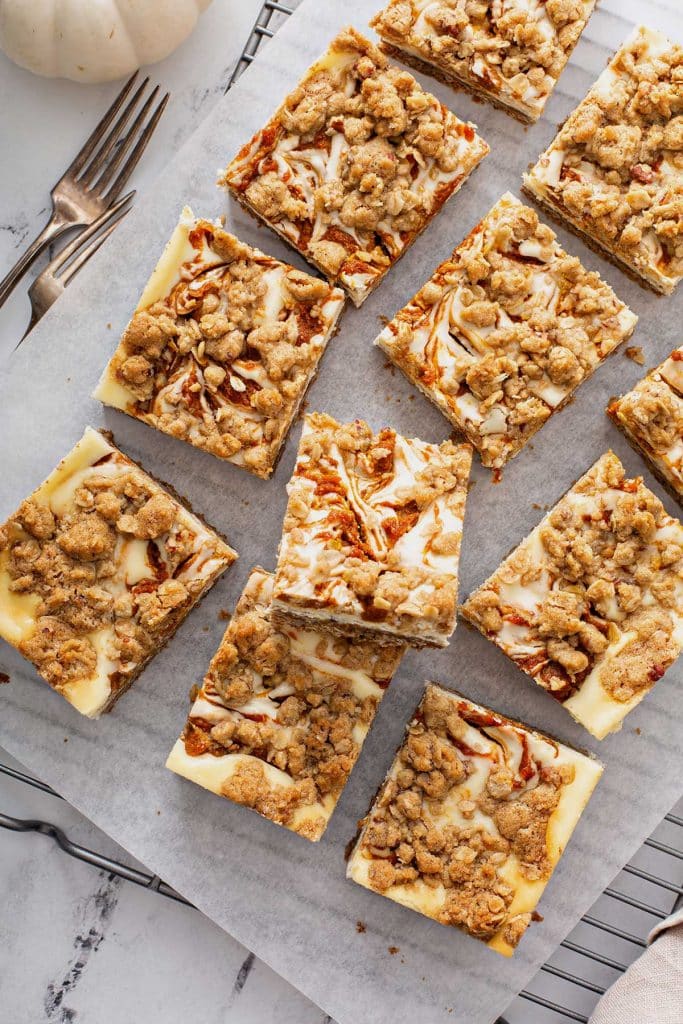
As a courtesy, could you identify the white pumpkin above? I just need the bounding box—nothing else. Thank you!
[0,0,212,83]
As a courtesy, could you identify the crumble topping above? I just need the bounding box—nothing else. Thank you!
[272,412,472,647]
[220,27,488,306]
[375,193,637,469]
[371,0,596,122]
[609,345,683,500]
[170,567,402,841]
[95,213,344,479]
[462,452,683,738]
[347,684,602,953]
[524,26,683,294]
[0,429,236,716]
[624,345,645,365]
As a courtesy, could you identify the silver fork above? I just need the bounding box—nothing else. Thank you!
[19,191,134,345]
[0,73,169,310]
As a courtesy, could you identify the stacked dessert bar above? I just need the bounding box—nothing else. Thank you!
[168,411,474,840]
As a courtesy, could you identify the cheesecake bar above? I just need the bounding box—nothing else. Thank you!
[347,683,602,955]
[94,209,345,479]
[523,26,683,295]
[220,27,489,307]
[166,566,403,841]
[371,0,597,124]
[272,413,472,648]
[0,428,237,718]
[608,345,683,504]
[462,452,683,739]
[375,193,637,469]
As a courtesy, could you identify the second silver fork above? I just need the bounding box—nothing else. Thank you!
[19,192,134,345]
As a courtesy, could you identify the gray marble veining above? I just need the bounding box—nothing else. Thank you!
[0,749,330,1024]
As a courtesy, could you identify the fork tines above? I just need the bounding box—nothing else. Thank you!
[61,74,169,204]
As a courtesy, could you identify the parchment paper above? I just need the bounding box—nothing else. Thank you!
[1,3,681,1023]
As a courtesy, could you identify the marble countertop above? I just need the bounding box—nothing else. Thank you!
[0,751,330,1024]
[0,1,680,1021]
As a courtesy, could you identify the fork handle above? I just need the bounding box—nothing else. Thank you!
[0,217,73,310]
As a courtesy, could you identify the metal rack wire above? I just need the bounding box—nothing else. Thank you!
[226,0,296,90]
[1,4,681,1022]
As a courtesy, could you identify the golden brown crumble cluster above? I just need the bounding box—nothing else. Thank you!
[278,414,470,638]
[372,0,592,116]
[111,223,337,478]
[182,569,401,838]
[360,686,572,946]
[617,378,683,455]
[540,32,683,276]
[224,28,485,289]
[385,198,633,467]
[0,464,207,692]
[464,453,683,701]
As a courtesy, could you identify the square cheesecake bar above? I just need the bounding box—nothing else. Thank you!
[220,27,489,307]
[375,193,637,469]
[94,209,345,480]
[462,452,683,739]
[0,428,237,718]
[347,683,602,955]
[166,566,403,841]
[272,413,472,648]
[608,346,683,505]
[371,0,597,124]
[524,26,683,295]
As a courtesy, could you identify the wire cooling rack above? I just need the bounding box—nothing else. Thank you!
[226,0,297,89]
[1,4,682,1022]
